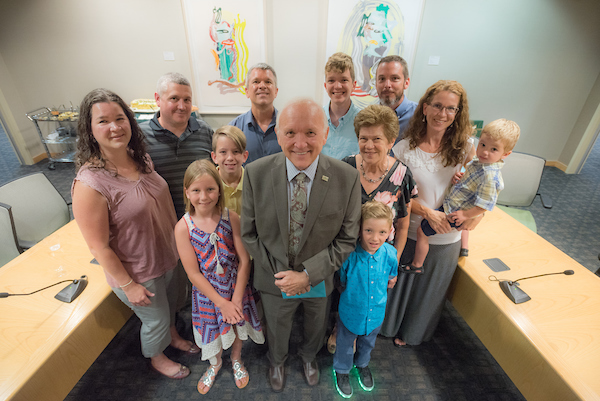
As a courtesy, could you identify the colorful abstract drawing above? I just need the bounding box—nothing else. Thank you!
[183,0,266,112]
[335,0,406,108]
[208,7,249,95]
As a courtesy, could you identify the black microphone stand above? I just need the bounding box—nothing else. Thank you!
[497,270,574,304]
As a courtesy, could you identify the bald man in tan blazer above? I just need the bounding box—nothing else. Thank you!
[241,99,361,392]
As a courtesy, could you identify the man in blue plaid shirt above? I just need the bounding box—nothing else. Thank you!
[405,118,520,274]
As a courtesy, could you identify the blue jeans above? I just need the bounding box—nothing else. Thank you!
[333,316,381,374]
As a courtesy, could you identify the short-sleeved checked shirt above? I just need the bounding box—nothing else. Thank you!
[443,157,504,214]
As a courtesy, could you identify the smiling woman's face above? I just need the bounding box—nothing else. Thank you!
[423,90,460,135]
[358,124,393,166]
[90,102,132,152]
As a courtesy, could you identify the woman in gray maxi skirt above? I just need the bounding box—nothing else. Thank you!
[382,80,481,345]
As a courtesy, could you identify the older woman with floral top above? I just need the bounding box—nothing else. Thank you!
[342,104,417,255]
[324,104,417,353]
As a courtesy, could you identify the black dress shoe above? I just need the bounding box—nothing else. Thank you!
[303,360,320,386]
[269,364,285,392]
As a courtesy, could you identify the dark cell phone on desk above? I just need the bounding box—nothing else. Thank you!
[483,258,510,272]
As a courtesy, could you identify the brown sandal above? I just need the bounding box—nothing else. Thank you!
[327,324,337,354]
[150,363,190,380]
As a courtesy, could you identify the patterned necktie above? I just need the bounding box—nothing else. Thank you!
[288,172,308,267]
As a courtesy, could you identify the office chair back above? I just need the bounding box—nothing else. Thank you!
[496,152,549,233]
[0,173,70,249]
[497,152,545,207]
[0,202,21,266]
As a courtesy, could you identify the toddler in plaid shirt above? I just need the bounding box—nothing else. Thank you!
[404,119,520,273]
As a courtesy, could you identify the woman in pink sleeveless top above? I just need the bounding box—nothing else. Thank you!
[72,89,198,379]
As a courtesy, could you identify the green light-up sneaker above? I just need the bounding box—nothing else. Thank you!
[335,371,353,398]
[356,366,374,391]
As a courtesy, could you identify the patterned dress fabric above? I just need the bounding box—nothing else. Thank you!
[183,208,264,361]
[343,156,418,243]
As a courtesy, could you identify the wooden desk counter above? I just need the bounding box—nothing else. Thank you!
[0,221,132,401]
[448,207,600,401]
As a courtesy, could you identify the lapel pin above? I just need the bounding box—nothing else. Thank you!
[322,175,329,182]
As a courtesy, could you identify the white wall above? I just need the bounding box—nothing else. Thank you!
[1,0,599,165]
[406,0,600,160]
[0,0,196,157]
[0,51,34,163]
[560,70,600,170]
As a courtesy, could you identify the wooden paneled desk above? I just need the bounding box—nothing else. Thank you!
[448,207,600,401]
[0,221,132,401]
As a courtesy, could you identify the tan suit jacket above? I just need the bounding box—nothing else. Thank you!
[241,153,361,296]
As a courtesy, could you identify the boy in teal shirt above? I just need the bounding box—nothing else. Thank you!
[334,200,398,398]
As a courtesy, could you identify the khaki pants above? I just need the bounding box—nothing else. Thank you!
[113,268,183,358]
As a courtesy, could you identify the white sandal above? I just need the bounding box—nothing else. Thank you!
[232,359,249,389]
[197,362,222,394]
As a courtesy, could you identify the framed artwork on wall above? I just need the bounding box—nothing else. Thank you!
[182,0,267,113]
[325,0,425,108]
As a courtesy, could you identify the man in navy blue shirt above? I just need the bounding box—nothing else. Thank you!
[375,55,417,144]
[228,63,281,164]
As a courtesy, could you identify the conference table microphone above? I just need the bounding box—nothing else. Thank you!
[492,270,575,304]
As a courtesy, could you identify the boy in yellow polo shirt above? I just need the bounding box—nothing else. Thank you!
[211,125,249,215]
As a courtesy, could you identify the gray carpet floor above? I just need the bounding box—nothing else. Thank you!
[2,124,598,400]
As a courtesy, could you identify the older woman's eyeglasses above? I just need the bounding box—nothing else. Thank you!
[429,103,459,115]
